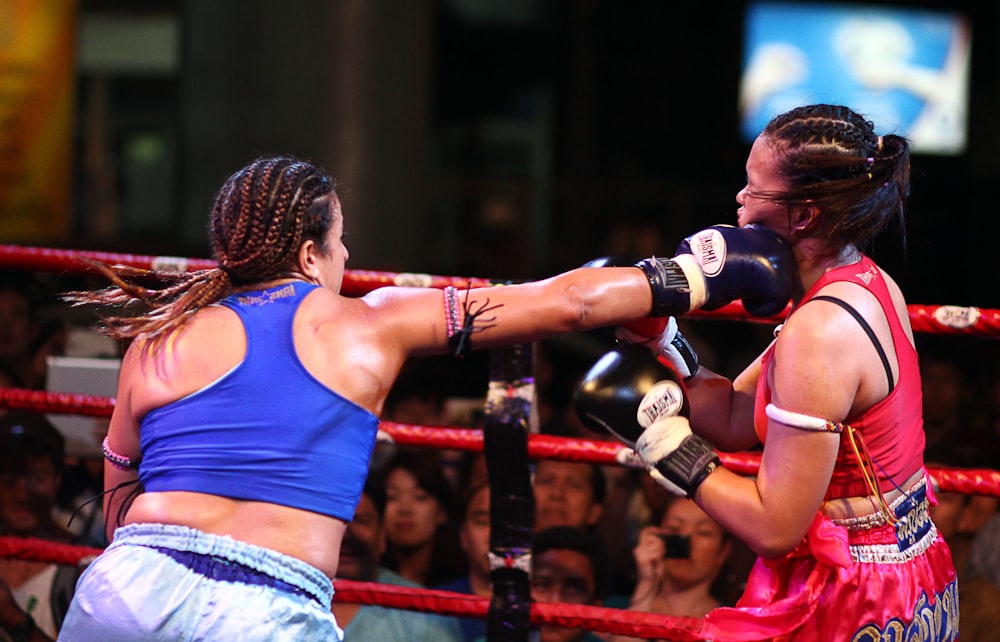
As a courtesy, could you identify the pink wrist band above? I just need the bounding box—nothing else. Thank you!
[102,436,138,470]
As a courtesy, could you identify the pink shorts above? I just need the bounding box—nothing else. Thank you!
[701,475,958,641]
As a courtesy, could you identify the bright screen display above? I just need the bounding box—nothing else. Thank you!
[739,2,971,155]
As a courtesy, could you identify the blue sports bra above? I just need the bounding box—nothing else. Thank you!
[138,281,378,522]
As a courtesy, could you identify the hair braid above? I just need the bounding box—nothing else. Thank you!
[761,104,910,251]
[65,155,336,342]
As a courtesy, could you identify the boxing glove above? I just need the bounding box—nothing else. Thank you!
[573,344,689,445]
[615,316,699,380]
[573,345,718,497]
[636,416,720,497]
[671,224,797,316]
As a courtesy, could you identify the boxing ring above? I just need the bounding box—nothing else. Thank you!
[1,243,998,641]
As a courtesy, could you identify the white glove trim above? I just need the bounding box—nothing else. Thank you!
[672,253,708,310]
[635,415,692,467]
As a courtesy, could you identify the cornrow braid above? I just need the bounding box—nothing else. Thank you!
[211,157,332,285]
[761,104,910,251]
[63,262,233,341]
[65,155,336,342]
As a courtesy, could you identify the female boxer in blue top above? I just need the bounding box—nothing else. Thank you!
[57,154,793,641]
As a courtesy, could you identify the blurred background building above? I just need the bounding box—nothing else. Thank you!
[0,0,996,310]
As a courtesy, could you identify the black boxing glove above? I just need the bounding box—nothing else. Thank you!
[572,345,718,497]
[634,224,796,317]
[672,224,797,316]
[573,344,689,443]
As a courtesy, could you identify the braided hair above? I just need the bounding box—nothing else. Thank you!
[67,155,336,341]
[759,104,910,252]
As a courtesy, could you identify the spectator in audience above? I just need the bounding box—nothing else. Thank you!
[52,457,107,550]
[381,358,450,428]
[610,497,733,642]
[333,479,462,641]
[526,526,607,642]
[379,447,465,587]
[1,576,55,642]
[533,459,605,533]
[968,511,1000,592]
[920,338,1000,634]
[0,280,52,390]
[434,470,492,641]
[0,412,82,639]
[918,337,994,468]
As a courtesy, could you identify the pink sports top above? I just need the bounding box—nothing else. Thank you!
[754,255,925,499]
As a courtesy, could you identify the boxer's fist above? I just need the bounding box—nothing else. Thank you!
[673,224,796,316]
[616,316,699,380]
[636,416,720,497]
[572,344,689,447]
[573,345,718,497]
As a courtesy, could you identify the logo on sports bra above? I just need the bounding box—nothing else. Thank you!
[235,283,297,306]
[854,266,877,285]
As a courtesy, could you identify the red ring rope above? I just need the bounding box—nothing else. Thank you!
[1,243,999,335]
[0,244,493,297]
[2,388,997,497]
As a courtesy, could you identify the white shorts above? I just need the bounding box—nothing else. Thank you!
[57,523,342,641]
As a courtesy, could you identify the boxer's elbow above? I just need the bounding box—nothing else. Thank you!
[748,520,812,559]
[752,536,800,560]
[558,277,633,332]
[560,283,605,333]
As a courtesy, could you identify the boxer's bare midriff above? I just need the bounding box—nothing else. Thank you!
[819,469,925,521]
[124,491,346,580]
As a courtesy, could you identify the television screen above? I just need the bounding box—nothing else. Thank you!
[739,2,971,155]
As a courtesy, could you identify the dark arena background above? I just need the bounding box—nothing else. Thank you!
[1,1,994,302]
[1,1,999,640]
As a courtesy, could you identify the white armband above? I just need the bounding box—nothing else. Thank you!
[765,403,845,434]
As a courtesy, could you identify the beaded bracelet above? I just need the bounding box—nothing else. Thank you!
[443,286,460,339]
[102,436,138,470]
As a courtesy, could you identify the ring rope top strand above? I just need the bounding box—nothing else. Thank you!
[1,243,998,335]
[0,244,493,296]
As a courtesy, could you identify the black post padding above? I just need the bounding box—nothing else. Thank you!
[484,343,535,642]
